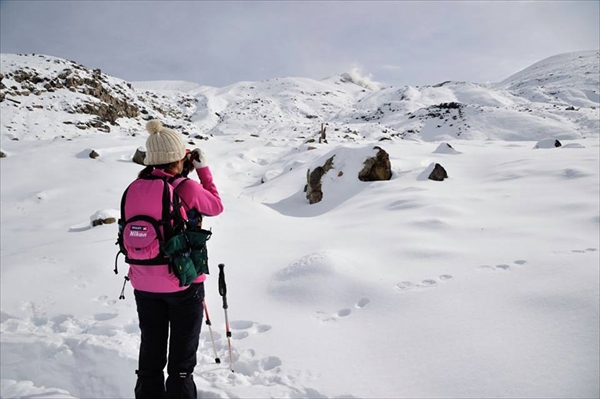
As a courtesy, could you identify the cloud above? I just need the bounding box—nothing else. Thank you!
[342,65,381,90]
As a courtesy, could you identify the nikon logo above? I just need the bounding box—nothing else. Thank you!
[129,231,148,238]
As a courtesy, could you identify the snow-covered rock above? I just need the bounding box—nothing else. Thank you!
[433,142,461,154]
[534,138,562,149]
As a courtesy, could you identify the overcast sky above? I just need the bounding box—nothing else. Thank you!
[1,1,598,88]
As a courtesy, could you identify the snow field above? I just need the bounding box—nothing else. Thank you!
[2,130,598,397]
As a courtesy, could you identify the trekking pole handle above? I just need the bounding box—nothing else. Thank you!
[218,263,228,309]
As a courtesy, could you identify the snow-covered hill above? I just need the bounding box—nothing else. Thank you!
[0,54,202,141]
[2,51,599,144]
[497,50,600,107]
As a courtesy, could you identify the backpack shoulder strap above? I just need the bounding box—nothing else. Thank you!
[160,177,176,239]
[168,177,193,209]
[168,176,190,190]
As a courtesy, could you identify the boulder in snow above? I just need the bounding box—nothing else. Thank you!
[358,146,392,182]
[534,139,562,149]
[133,148,146,165]
[433,143,461,154]
[429,163,448,181]
[418,162,449,181]
[91,217,116,227]
[90,209,119,227]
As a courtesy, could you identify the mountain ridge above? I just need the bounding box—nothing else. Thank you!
[1,51,598,142]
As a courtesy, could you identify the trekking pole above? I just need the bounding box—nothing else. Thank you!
[218,263,234,372]
[202,300,221,364]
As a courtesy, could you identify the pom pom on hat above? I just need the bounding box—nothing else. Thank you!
[143,120,187,166]
[146,120,163,135]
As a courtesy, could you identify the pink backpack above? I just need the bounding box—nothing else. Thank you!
[115,174,212,297]
[118,175,185,262]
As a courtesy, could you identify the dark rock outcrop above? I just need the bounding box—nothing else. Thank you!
[5,64,140,126]
[358,147,392,182]
[428,163,448,181]
[306,156,335,204]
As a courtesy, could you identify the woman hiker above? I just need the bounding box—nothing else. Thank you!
[125,120,224,398]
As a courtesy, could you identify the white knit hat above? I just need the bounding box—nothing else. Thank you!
[144,120,186,166]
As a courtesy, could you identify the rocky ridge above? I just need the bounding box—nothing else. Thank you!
[0,54,201,140]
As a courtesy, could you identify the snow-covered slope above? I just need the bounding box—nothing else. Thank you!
[497,50,600,107]
[2,51,598,144]
[0,54,202,141]
[1,51,599,398]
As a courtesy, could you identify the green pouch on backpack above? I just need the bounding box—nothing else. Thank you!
[186,229,212,275]
[162,234,197,287]
[171,252,197,287]
[163,228,212,286]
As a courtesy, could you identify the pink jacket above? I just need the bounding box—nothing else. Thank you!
[128,167,223,293]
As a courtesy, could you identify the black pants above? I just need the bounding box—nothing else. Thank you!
[134,283,204,399]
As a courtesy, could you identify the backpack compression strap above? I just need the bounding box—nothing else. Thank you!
[114,184,132,275]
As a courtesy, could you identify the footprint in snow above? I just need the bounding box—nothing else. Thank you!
[196,325,288,384]
[396,275,453,292]
[316,297,371,323]
[232,331,249,340]
[478,259,529,272]
[93,295,117,306]
[553,248,598,255]
[572,248,599,253]
[356,297,370,308]
[228,320,272,340]
[478,264,512,271]
[421,279,438,287]
[229,354,283,376]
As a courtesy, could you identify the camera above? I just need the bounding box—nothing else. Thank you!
[181,150,199,178]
